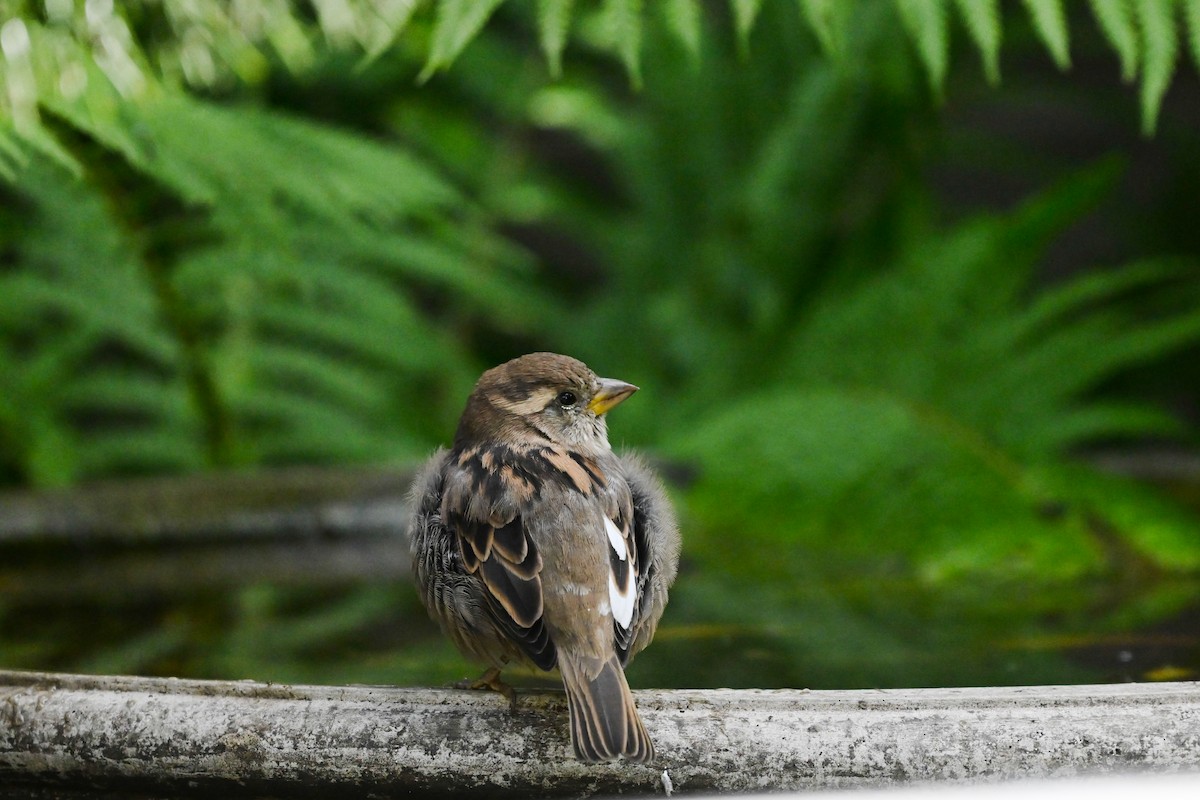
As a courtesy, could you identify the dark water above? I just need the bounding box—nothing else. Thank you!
[2,538,1197,691]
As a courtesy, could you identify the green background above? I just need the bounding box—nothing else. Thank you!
[2,0,1200,691]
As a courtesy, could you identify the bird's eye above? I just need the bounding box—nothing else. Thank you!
[556,390,578,408]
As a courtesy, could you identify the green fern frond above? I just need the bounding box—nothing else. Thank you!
[796,0,852,58]
[252,296,442,373]
[124,98,458,229]
[73,431,205,477]
[690,158,1200,582]
[895,0,951,96]
[0,130,25,180]
[3,0,1198,138]
[1022,0,1072,68]
[671,387,1107,581]
[232,391,395,463]
[1040,465,1200,571]
[980,313,1181,452]
[1134,0,1180,135]
[661,0,704,63]
[538,0,576,77]
[358,0,425,65]
[0,76,545,483]
[1014,259,1188,334]
[0,273,177,364]
[953,0,1003,83]
[60,373,192,420]
[732,0,765,57]
[245,344,393,415]
[419,0,507,82]
[1089,0,1141,81]
[1187,0,1200,71]
[602,0,644,88]
[1027,403,1184,451]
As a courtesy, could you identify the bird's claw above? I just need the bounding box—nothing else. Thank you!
[455,666,519,712]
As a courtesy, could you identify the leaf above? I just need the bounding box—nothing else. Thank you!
[953,0,1003,84]
[232,391,387,463]
[538,0,575,78]
[661,0,703,63]
[0,130,25,181]
[1015,259,1187,334]
[419,0,507,82]
[358,0,423,66]
[602,0,644,89]
[1022,0,1072,68]
[1133,0,1180,135]
[311,0,360,45]
[1043,465,1200,571]
[731,0,764,57]
[1032,403,1183,450]
[796,0,850,57]
[1187,0,1200,71]
[246,343,392,414]
[60,373,190,420]
[1089,0,1141,81]
[893,0,950,97]
[671,387,1107,582]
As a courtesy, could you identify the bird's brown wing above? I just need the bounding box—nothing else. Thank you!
[610,493,642,663]
[615,464,672,666]
[445,449,557,671]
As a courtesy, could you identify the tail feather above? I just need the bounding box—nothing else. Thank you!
[559,654,653,763]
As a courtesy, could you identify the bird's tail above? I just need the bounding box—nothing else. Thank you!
[558,653,654,763]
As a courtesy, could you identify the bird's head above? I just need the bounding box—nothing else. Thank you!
[453,352,638,453]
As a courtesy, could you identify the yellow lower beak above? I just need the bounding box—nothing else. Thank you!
[587,378,639,415]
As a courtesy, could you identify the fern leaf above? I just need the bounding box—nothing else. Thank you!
[60,373,189,420]
[419,0,507,82]
[671,387,1107,581]
[953,0,1003,84]
[1089,0,1141,81]
[1015,259,1187,335]
[537,0,575,78]
[1187,0,1200,72]
[248,273,454,371]
[1133,0,1180,136]
[796,0,849,57]
[311,0,359,45]
[1030,403,1183,451]
[661,0,703,63]
[1022,0,1072,68]
[1010,308,1200,428]
[74,430,205,477]
[359,0,423,66]
[731,0,765,57]
[894,0,950,97]
[0,131,25,181]
[602,0,644,89]
[1,274,177,365]
[234,392,391,463]
[1049,466,1200,572]
[247,343,391,414]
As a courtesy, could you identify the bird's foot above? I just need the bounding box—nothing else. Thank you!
[455,666,518,712]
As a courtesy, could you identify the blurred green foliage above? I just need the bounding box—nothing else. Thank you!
[2,1,1200,689]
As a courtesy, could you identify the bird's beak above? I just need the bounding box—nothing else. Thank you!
[588,378,639,416]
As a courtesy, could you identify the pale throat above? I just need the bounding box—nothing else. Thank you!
[559,416,611,453]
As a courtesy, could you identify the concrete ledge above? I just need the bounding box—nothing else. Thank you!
[2,671,1199,797]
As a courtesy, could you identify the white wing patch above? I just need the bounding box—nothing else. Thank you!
[605,516,627,560]
[605,516,635,629]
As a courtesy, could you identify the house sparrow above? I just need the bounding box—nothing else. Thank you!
[408,352,681,763]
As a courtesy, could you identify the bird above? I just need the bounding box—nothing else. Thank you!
[407,352,681,763]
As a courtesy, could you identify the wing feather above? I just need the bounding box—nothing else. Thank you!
[446,446,557,671]
[614,454,680,665]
